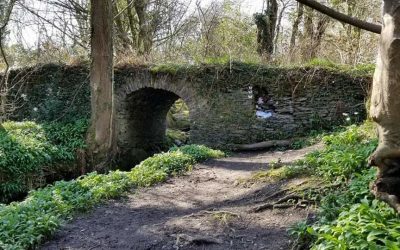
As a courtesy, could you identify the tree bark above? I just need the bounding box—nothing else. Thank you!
[289,3,303,58]
[113,2,132,52]
[126,0,138,49]
[309,14,329,59]
[88,0,115,170]
[294,0,381,34]
[255,0,278,59]
[134,0,150,55]
[273,0,289,54]
[0,0,17,123]
[369,0,400,213]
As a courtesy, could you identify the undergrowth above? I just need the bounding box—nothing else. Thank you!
[0,144,225,249]
[286,122,400,249]
[0,120,88,203]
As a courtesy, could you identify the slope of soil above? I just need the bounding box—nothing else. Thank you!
[41,145,321,250]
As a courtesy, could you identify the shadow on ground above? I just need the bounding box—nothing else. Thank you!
[41,145,320,250]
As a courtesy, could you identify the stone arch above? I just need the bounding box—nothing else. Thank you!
[114,72,207,169]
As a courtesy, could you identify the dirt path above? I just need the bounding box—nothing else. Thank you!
[41,145,321,250]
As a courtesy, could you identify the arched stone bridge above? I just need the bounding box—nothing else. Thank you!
[8,64,371,168]
[114,69,210,167]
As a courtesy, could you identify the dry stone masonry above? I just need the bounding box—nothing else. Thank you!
[7,63,371,167]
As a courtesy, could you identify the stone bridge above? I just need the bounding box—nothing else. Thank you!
[113,69,210,166]
[8,63,371,168]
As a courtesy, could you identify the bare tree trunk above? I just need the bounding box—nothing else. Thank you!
[301,7,314,61]
[88,0,115,170]
[0,0,17,123]
[273,0,290,54]
[126,0,138,50]
[255,0,278,60]
[134,0,150,55]
[310,14,329,58]
[113,2,132,52]
[289,3,303,59]
[369,0,400,213]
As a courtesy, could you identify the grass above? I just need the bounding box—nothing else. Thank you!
[245,164,311,184]
[0,144,225,249]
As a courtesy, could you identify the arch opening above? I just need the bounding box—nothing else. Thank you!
[119,87,190,168]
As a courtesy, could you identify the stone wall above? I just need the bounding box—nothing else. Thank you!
[6,63,371,166]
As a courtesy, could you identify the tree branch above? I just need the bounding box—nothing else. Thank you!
[294,0,381,34]
[17,2,88,49]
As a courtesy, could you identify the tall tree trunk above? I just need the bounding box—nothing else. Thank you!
[134,0,150,55]
[301,7,314,61]
[126,0,138,50]
[310,14,329,59]
[255,0,278,60]
[300,8,328,61]
[273,0,288,54]
[289,3,303,60]
[88,0,115,171]
[0,0,17,123]
[369,0,400,213]
[113,2,132,52]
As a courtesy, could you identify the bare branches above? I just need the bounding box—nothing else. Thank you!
[294,0,381,34]
[17,1,88,49]
[0,0,17,71]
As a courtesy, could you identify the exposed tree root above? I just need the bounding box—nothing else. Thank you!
[276,194,302,204]
[173,233,223,247]
[369,147,400,213]
[251,193,313,213]
[255,188,291,204]
[251,200,310,213]
[182,210,240,219]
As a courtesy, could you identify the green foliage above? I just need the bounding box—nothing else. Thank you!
[289,122,400,249]
[0,144,224,249]
[129,151,195,187]
[305,59,375,77]
[170,144,225,162]
[177,1,259,64]
[303,123,377,181]
[306,58,341,69]
[309,168,400,249]
[354,63,375,75]
[248,164,311,183]
[150,64,186,75]
[0,120,88,203]
[311,198,400,249]
[167,99,190,132]
[291,129,334,150]
[166,129,189,144]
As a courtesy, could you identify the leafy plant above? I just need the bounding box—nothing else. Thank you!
[0,144,224,249]
[129,151,195,187]
[304,123,377,181]
[0,120,88,203]
[170,144,225,162]
[289,122,400,250]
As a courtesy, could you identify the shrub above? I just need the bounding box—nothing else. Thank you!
[304,123,377,181]
[0,120,88,203]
